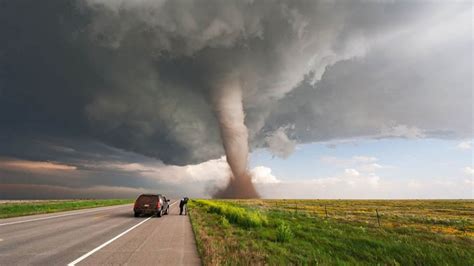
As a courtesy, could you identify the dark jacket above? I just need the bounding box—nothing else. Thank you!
[179,197,189,207]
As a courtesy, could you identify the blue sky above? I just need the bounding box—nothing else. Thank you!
[251,138,472,181]
[250,138,473,199]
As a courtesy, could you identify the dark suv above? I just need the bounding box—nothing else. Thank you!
[134,194,170,217]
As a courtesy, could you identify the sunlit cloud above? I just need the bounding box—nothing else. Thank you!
[250,166,280,184]
[0,158,77,171]
[457,141,472,150]
[463,166,474,176]
[84,157,230,184]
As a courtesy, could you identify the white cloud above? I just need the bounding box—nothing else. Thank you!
[342,169,379,187]
[352,156,378,163]
[250,166,280,184]
[86,158,284,189]
[358,163,383,172]
[457,141,472,150]
[367,174,381,187]
[464,166,474,176]
[317,156,383,188]
[320,155,385,174]
[90,157,231,184]
[292,168,381,189]
[183,157,230,182]
[344,168,360,177]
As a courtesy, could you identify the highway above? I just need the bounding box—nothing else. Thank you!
[0,202,201,265]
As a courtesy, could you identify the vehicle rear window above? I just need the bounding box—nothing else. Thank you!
[136,195,158,205]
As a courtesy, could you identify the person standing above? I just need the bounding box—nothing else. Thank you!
[179,197,189,215]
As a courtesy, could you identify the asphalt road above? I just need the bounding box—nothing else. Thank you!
[0,202,201,266]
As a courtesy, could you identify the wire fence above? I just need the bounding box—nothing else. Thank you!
[227,199,473,233]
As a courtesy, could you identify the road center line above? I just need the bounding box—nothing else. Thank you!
[68,200,178,266]
[0,204,131,227]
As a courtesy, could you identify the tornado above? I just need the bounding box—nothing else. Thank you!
[212,76,259,198]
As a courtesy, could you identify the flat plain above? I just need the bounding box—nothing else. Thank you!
[188,199,474,265]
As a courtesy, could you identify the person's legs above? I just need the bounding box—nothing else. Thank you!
[179,204,183,215]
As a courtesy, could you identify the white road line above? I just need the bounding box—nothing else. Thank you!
[68,200,178,266]
[0,204,131,227]
[68,217,152,266]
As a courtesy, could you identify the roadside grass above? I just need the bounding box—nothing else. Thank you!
[194,199,267,228]
[188,199,474,265]
[0,199,134,218]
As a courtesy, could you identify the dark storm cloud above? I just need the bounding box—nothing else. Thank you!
[0,0,222,165]
[0,0,471,198]
[260,36,473,144]
[77,0,473,161]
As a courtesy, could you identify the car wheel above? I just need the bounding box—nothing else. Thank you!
[134,212,140,217]
[157,210,162,217]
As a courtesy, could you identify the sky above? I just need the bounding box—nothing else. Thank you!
[0,0,472,199]
[250,138,473,198]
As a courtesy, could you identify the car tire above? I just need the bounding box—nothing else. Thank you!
[157,210,162,217]
[134,212,140,217]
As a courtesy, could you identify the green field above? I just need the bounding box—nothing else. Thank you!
[188,199,474,265]
[0,199,134,218]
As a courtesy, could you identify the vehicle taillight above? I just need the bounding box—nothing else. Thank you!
[156,201,161,209]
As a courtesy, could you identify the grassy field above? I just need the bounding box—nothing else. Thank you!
[0,199,134,218]
[188,199,474,265]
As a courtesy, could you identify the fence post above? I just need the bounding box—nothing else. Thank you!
[376,209,381,227]
[325,205,328,218]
